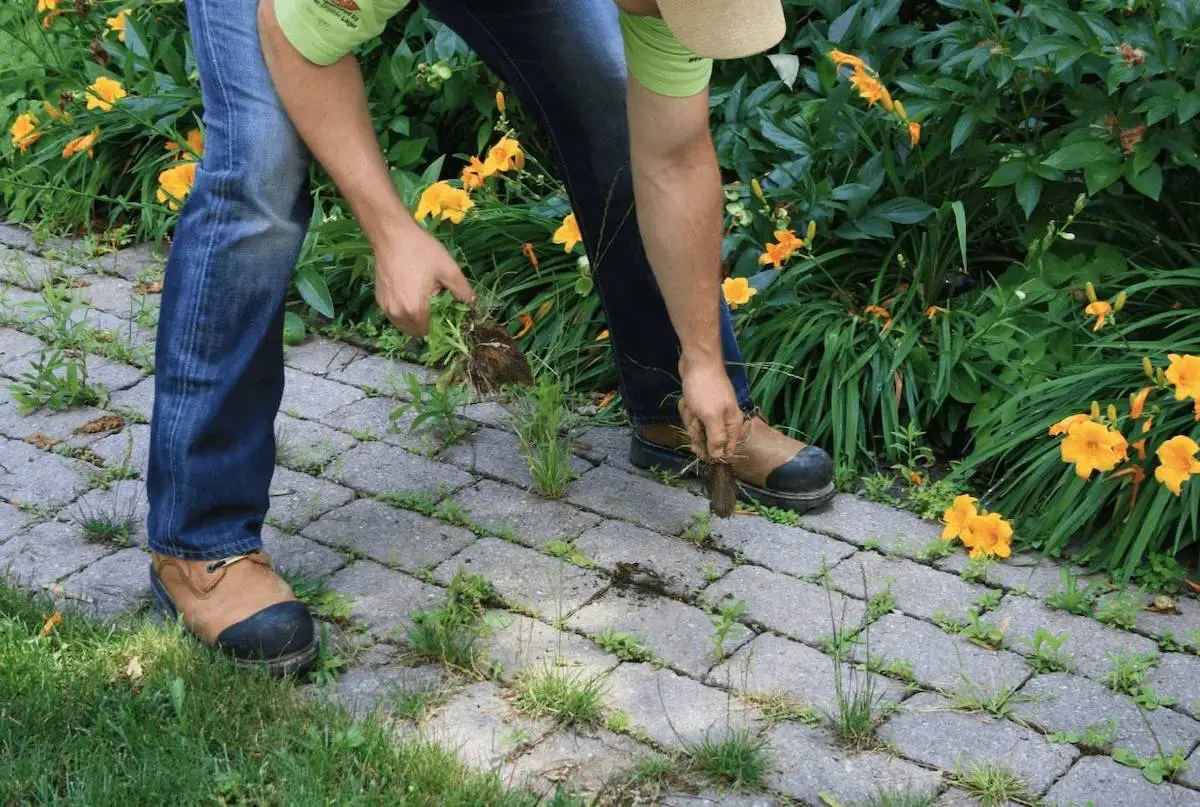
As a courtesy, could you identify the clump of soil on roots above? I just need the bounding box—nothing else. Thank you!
[464,320,532,395]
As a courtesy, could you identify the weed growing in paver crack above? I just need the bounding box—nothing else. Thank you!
[391,373,471,456]
[906,477,961,522]
[349,428,377,442]
[1113,746,1191,784]
[950,763,1034,807]
[8,349,105,413]
[433,499,476,531]
[284,572,355,627]
[822,627,862,658]
[593,627,655,663]
[1158,632,1186,653]
[751,503,802,528]
[817,789,936,807]
[959,556,993,584]
[1047,717,1118,754]
[513,665,607,728]
[951,681,1028,720]
[377,489,439,516]
[687,727,768,789]
[1043,568,1101,616]
[865,654,916,685]
[91,464,140,488]
[71,489,140,548]
[1103,651,1174,708]
[544,539,595,569]
[708,599,746,661]
[275,433,331,477]
[825,574,883,750]
[861,473,901,507]
[918,539,955,562]
[1096,590,1142,630]
[681,512,712,547]
[404,571,494,675]
[958,611,1006,650]
[866,589,897,621]
[647,465,682,488]
[1022,627,1074,674]
[509,375,579,499]
[393,689,446,723]
[743,692,821,726]
[971,590,1003,615]
[309,624,347,686]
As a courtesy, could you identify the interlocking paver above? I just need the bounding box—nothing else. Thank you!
[279,367,363,420]
[326,352,432,390]
[83,242,166,280]
[266,466,356,533]
[89,423,150,473]
[936,551,1097,600]
[458,401,515,431]
[989,595,1159,681]
[0,502,32,543]
[508,728,645,798]
[1124,592,1200,647]
[936,788,1021,807]
[574,519,731,597]
[708,632,903,715]
[65,479,149,546]
[0,246,71,289]
[1044,755,1200,807]
[879,691,1079,796]
[422,681,554,771]
[800,494,940,557]
[602,662,760,749]
[701,564,866,646]
[314,396,424,451]
[568,588,752,677]
[77,275,136,315]
[480,610,619,684]
[283,336,365,377]
[828,550,990,623]
[301,498,475,573]
[442,427,589,489]
[331,663,446,718]
[0,438,92,507]
[326,560,445,640]
[449,479,602,549]
[433,538,607,619]
[0,521,111,589]
[711,514,855,579]
[1147,653,1200,720]
[105,376,155,420]
[57,547,150,619]
[323,440,473,498]
[261,526,345,579]
[0,327,46,370]
[766,722,942,806]
[0,224,38,252]
[1010,672,1200,760]
[852,613,1030,698]
[660,794,778,807]
[0,401,109,443]
[566,465,708,536]
[274,413,357,472]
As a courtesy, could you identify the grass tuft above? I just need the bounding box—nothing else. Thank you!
[513,666,607,729]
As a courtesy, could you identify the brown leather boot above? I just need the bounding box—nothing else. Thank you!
[630,412,835,513]
[150,550,317,677]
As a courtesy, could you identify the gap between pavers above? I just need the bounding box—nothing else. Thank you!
[799,493,942,558]
[1043,755,1200,807]
[479,609,620,685]
[827,550,992,624]
[574,519,732,599]
[565,464,708,537]
[55,546,152,620]
[327,559,446,641]
[503,727,650,799]
[449,479,603,550]
[322,440,474,499]
[266,466,357,534]
[421,680,556,773]
[709,512,856,580]
[0,520,114,591]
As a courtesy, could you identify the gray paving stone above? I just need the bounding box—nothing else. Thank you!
[77,275,136,315]
[261,526,345,580]
[766,721,942,806]
[314,396,424,451]
[800,494,940,558]
[571,425,636,472]
[82,242,166,280]
[989,595,1159,681]
[709,632,903,715]
[458,400,515,431]
[450,480,602,549]
[301,498,474,573]
[89,423,150,474]
[508,728,645,798]
[423,681,553,771]
[0,521,111,589]
[57,547,150,619]
[266,466,356,534]
[0,327,45,369]
[64,479,148,547]
[105,376,155,421]
[0,246,70,289]
[575,520,731,597]
[878,691,1078,796]
[274,412,357,472]
[84,356,145,393]
[332,663,446,718]
[829,551,991,624]
[0,401,109,444]
[1126,593,1200,646]
[568,588,752,677]
[1182,746,1200,789]
[442,427,589,490]
[854,613,1030,698]
[433,538,607,619]
[0,501,32,542]
[0,438,92,508]
[936,788,1021,807]
[1010,672,1200,760]
[279,367,364,420]
[659,794,778,807]
[566,465,707,536]
[1148,653,1200,720]
[283,335,366,377]
[0,223,37,252]
[1044,755,1200,807]
[701,564,866,646]
[326,352,432,391]
[935,551,1094,600]
[327,560,445,640]
[323,441,473,499]
[0,286,41,320]
[602,662,760,749]
[480,610,619,684]
[711,514,855,579]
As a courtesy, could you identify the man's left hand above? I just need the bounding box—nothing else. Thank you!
[678,357,744,461]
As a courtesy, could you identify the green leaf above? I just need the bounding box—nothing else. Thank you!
[1014,38,1062,61]
[984,160,1025,188]
[1125,163,1163,201]
[1136,96,1176,127]
[758,116,806,153]
[283,311,306,346]
[1015,174,1043,219]
[1084,161,1122,195]
[950,114,976,153]
[1179,91,1200,124]
[949,370,982,404]
[1142,763,1165,785]
[767,54,800,90]
[296,268,335,318]
[1112,748,1141,768]
[1043,140,1116,171]
[951,200,968,272]
[828,2,861,44]
[871,197,935,224]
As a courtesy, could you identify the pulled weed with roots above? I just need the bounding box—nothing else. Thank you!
[424,290,531,397]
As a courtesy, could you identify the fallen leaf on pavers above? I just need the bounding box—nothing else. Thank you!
[39,612,62,637]
[76,414,125,435]
[122,656,145,683]
[91,331,114,343]
[1188,579,1200,594]
[24,432,60,450]
[733,505,755,516]
[134,280,163,294]
[1148,595,1179,614]
[70,279,91,288]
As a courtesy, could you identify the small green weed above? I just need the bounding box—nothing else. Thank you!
[826,573,881,750]
[950,763,1033,807]
[708,599,746,661]
[918,539,955,561]
[544,540,595,569]
[392,373,471,455]
[971,590,1002,614]
[1113,746,1190,784]
[8,349,105,413]
[404,571,494,674]
[866,590,897,622]
[861,473,901,507]
[959,611,1006,650]
[687,728,767,789]
[284,573,355,627]
[1023,628,1074,674]
[959,556,993,584]
[594,628,654,663]
[682,512,712,547]
[433,499,475,530]
[309,625,346,687]
[1096,590,1141,630]
[952,682,1024,720]
[393,690,443,723]
[1047,718,1118,754]
[744,693,820,726]
[822,627,861,657]
[752,504,802,528]
[1104,651,1174,708]
[514,666,607,728]
[509,375,579,499]
[1043,568,1100,616]
[377,490,438,516]
[905,477,961,522]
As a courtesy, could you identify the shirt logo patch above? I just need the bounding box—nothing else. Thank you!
[327,0,360,10]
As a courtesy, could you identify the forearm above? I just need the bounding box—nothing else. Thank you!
[258,0,410,245]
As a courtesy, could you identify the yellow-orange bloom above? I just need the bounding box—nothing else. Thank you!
[483,136,524,174]
[521,242,539,270]
[10,112,40,152]
[86,77,127,112]
[1154,435,1200,496]
[849,67,894,112]
[1085,300,1112,332]
[514,312,533,339]
[864,304,892,326]
[757,230,804,268]
[62,129,99,159]
[106,8,130,42]
[165,128,204,161]
[1130,387,1151,420]
[552,213,581,252]
[495,90,506,115]
[1060,419,1128,479]
[595,329,609,342]
[1049,413,1092,436]
[722,277,756,309]
[828,49,866,70]
[1165,354,1200,402]
[156,162,196,211]
[460,156,487,190]
[961,512,1013,559]
[908,121,921,146]
[42,99,71,124]
[941,494,977,541]
[414,181,473,224]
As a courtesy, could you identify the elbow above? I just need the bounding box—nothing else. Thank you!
[636,128,716,179]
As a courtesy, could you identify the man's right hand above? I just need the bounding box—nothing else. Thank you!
[371,225,475,336]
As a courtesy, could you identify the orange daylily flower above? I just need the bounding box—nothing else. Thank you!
[10,112,40,152]
[1110,464,1147,511]
[42,99,71,124]
[864,304,892,326]
[1130,387,1151,420]
[908,121,921,146]
[828,49,866,70]
[757,230,804,269]
[1154,436,1200,496]
[722,277,756,309]
[961,512,1013,559]
[106,8,130,41]
[1165,354,1200,402]
[514,312,533,339]
[849,68,894,112]
[521,242,539,269]
[1060,419,1128,479]
[1049,413,1091,437]
[62,129,100,159]
[1084,300,1112,331]
[414,181,473,224]
[483,136,524,174]
[460,156,487,190]
[941,494,977,541]
[552,213,581,252]
[156,161,196,211]
[86,76,127,112]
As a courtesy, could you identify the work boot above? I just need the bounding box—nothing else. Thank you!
[150,550,318,677]
[630,412,835,513]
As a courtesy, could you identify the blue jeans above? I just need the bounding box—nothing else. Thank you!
[147,0,757,560]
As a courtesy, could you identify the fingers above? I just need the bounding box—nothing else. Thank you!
[678,398,705,459]
[705,417,728,461]
[441,262,476,306]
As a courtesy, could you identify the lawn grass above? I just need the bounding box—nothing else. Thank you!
[0,583,577,805]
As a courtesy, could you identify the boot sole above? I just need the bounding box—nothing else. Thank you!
[149,564,319,678]
[629,434,836,514]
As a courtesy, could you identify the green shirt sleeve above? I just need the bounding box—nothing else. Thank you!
[618,9,713,98]
[275,0,412,66]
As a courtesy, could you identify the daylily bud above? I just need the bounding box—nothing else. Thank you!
[1114,291,1127,312]
[1073,194,1088,214]
[576,255,590,273]
[751,178,765,202]
[1143,356,1154,378]
[432,62,453,81]
[806,220,817,242]
[1091,401,1101,418]
[894,100,907,120]
[1156,368,1165,385]
[1085,282,1097,303]
[495,90,506,114]
[1107,404,1118,423]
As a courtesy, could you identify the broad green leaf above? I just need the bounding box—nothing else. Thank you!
[871,197,936,224]
[985,160,1026,188]
[950,113,975,153]
[283,311,306,346]
[1125,162,1163,201]
[758,116,806,153]
[1015,174,1043,219]
[828,2,861,44]
[296,268,335,318]
[766,54,800,90]
[1137,96,1176,127]
[1084,161,1122,195]
[952,200,968,272]
[1179,91,1200,124]
[1043,140,1116,171]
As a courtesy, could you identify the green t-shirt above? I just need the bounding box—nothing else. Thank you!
[274,0,712,97]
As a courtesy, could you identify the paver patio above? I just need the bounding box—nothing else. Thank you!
[3,227,1200,805]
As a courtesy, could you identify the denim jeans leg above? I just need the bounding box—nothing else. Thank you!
[146,0,313,560]
[421,0,757,426]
